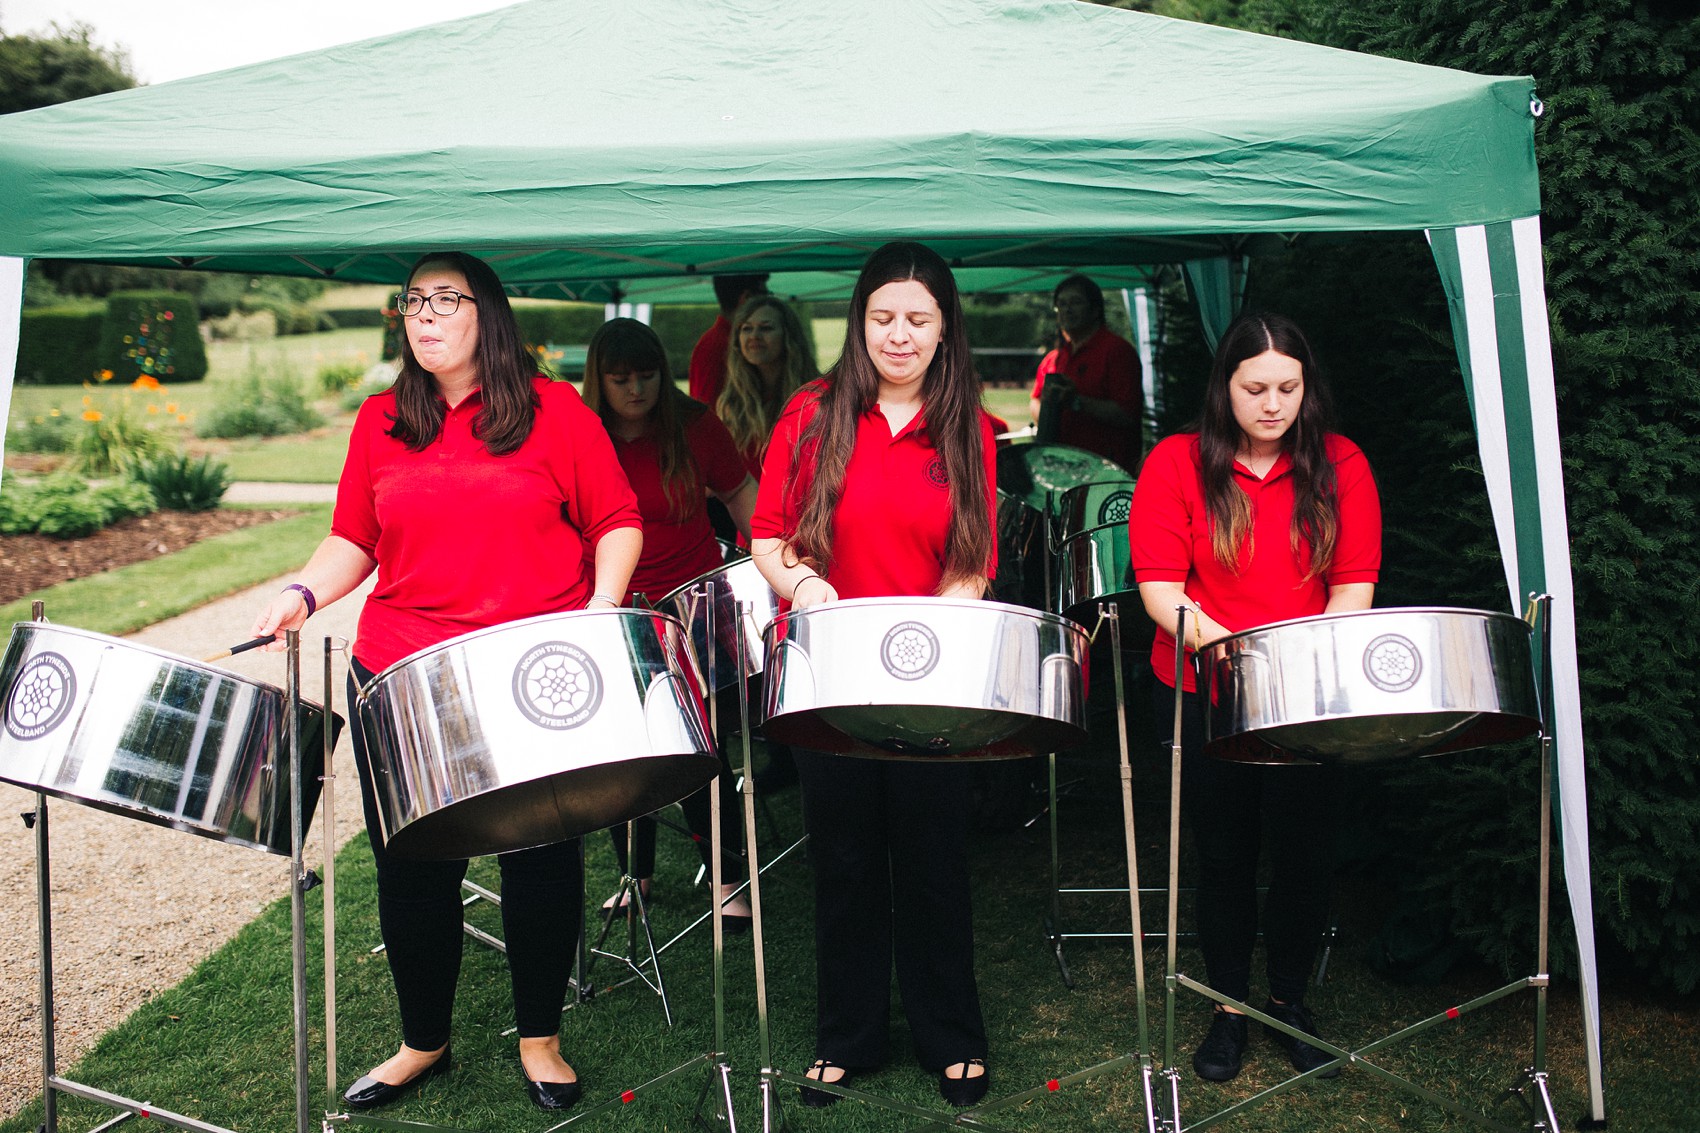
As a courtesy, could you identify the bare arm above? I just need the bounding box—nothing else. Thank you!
[751,536,839,609]
[589,525,643,608]
[716,476,758,542]
[1137,580,1233,651]
[938,574,989,600]
[1324,582,1375,613]
[250,535,377,649]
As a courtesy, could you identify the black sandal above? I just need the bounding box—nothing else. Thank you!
[939,1058,988,1107]
[800,1058,852,1108]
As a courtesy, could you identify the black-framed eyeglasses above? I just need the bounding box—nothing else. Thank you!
[399,291,476,317]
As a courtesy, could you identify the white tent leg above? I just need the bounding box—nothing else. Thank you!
[0,256,25,493]
[1428,220,1606,1125]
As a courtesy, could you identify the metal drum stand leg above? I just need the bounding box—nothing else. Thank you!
[1160,602,1566,1133]
[27,609,319,1133]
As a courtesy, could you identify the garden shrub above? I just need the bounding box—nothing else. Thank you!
[73,404,169,476]
[318,360,367,394]
[0,474,156,538]
[7,409,77,453]
[132,452,232,512]
[15,305,104,384]
[197,357,325,439]
[98,291,209,384]
[320,306,388,329]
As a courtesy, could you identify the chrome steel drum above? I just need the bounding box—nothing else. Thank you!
[995,442,1130,515]
[1056,479,1138,543]
[992,490,1048,610]
[0,623,339,855]
[356,609,719,859]
[1198,607,1541,765]
[663,555,780,692]
[1054,521,1152,651]
[761,597,1089,759]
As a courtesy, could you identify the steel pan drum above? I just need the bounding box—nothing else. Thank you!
[992,490,1048,610]
[0,623,339,856]
[761,597,1089,759]
[996,442,1130,515]
[1055,479,1137,542]
[663,555,780,692]
[1198,607,1541,765]
[1054,521,1153,651]
[356,609,719,859]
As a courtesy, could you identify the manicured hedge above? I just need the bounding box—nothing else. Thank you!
[97,291,208,383]
[15,305,104,384]
[320,306,389,329]
[512,304,608,355]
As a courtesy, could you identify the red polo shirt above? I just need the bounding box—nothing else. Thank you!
[333,376,641,673]
[1031,326,1143,470]
[1129,432,1381,691]
[605,406,749,603]
[688,314,732,405]
[751,382,999,600]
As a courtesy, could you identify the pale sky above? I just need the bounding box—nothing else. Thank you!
[0,0,524,85]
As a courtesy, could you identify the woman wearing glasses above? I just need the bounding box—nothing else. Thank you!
[251,251,641,1113]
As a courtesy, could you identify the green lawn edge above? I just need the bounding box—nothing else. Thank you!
[0,504,331,635]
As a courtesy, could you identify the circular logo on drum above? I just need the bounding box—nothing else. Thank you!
[1363,634,1422,693]
[881,621,941,681]
[512,642,603,729]
[925,455,950,490]
[5,651,77,741]
[1097,489,1134,526]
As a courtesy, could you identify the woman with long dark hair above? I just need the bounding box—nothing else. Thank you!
[1129,311,1381,1083]
[750,241,998,1108]
[251,251,642,1113]
[580,317,756,926]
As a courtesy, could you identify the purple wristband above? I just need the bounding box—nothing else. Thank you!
[284,583,316,617]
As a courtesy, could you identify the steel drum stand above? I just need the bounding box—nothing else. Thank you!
[747,601,1164,1132]
[1154,601,1564,1133]
[26,610,321,1133]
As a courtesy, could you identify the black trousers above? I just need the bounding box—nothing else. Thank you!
[795,750,988,1071]
[608,752,744,881]
[1156,683,1340,1006]
[350,662,584,1050]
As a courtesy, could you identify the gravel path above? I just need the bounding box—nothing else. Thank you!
[0,569,373,1118]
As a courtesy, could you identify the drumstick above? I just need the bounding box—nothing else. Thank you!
[203,636,274,663]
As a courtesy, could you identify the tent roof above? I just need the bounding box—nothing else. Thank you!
[0,0,1540,288]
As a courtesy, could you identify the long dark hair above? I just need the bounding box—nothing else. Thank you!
[581,318,702,520]
[717,295,816,458]
[389,251,537,456]
[1198,311,1339,577]
[788,241,993,590]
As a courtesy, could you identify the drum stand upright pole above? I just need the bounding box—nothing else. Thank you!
[1158,602,1565,1133]
[26,608,318,1133]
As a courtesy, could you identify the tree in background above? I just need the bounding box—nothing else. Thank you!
[1138,0,1700,991]
[0,20,134,114]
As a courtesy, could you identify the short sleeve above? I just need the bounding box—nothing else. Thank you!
[1324,438,1382,584]
[751,386,819,541]
[1129,435,1198,584]
[548,382,641,544]
[330,397,383,556]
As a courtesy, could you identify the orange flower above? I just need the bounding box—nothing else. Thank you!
[97,369,114,382]
[146,404,160,415]
[131,374,161,391]
[82,409,103,422]
[176,414,188,423]
[165,402,178,414]
[81,395,93,407]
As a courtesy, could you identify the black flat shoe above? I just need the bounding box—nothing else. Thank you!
[1260,999,1341,1078]
[1192,1010,1248,1082]
[342,1045,451,1111]
[800,1059,851,1108]
[939,1058,988,1107]
[523,1066,583,1111]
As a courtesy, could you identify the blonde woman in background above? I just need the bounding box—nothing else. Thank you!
[718,295,817,479]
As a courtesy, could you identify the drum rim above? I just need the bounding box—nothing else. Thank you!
[357,606,689,697]
[7,620,323,703]
[763,594,1091,638]
[1200,605,1533,650]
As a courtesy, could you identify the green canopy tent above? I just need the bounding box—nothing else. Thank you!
[0,0,1602,1119]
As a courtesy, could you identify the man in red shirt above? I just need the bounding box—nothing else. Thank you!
[687,273,769,405]
[1028,274,1144,470]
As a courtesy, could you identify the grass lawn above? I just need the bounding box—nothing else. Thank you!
[0,721,1688,1133]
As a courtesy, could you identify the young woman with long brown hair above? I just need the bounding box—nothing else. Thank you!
[750,241,998,1109]
[580,317,757,926]
[1130,310,1381,1084]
